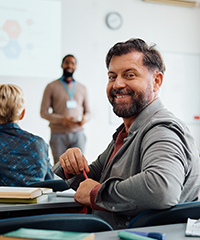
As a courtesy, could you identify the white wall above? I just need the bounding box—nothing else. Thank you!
[1,0,200,165]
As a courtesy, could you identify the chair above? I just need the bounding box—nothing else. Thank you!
[0,213,113,234]
[27,179,69,192]
[128,201,200,228]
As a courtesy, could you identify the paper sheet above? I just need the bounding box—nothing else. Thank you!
[185,218,200,236]
[56,189,76,197]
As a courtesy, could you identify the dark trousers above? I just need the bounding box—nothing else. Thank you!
[50,130,86,164]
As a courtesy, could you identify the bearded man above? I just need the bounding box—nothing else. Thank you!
[40,54,90,164]
[52,39,200,230]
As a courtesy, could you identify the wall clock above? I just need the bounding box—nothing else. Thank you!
[106,12,122,30]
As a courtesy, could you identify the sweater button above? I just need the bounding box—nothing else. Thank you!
[112,206,115,210]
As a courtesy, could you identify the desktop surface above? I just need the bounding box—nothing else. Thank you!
[0,193,81,218]
[0,193,198,239]
[95,223,200,240]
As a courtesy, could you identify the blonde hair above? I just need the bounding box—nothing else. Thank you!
[0,84,25,123]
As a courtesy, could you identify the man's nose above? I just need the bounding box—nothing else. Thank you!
[66,62,73,68]
[113,76,126,89]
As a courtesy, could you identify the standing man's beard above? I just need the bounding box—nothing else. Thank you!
[108,88,151,118]
[63,69,74,78]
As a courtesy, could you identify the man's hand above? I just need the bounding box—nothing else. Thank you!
[75,116,86,127]
[62,117,75,128]
[60,147,90,175]
[74,179,99,206]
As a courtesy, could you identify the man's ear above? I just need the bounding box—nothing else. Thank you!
[19,109,25,120]
[153,71,163,92]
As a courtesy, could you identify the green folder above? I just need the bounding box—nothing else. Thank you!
[3,228,93,240]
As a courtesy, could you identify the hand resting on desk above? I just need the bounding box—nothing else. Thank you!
[75,179,99,206]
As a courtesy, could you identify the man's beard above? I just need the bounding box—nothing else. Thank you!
[63,69,74,78]
[108,88,151,118]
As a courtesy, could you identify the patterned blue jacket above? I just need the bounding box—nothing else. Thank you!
[0,123,54,186]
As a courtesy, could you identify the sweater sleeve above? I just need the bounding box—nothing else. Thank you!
[90,184,105,210]
[40,83,64,124]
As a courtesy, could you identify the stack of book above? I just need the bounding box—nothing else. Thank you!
[0,186,53,204]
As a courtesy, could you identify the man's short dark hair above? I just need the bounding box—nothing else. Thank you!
[62,54,77,64]
[106,38,166,74]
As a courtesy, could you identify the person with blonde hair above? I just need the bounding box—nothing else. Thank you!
[0,84,54,186]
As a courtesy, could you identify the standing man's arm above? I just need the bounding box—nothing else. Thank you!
[40,83,75,128]
[40,84,63,123]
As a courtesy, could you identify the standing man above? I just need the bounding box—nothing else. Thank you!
[40,54,90,164]
[53,39,200,230]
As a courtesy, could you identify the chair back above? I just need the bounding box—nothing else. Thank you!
[128,201,200,228]
[28,179,69,192]
[0,213,113,234]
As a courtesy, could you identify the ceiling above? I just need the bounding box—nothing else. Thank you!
[142,0,200,8]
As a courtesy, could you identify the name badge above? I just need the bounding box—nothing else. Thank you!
[66,100,77,109]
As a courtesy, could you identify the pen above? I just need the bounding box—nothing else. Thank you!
[122,230,166,240]
[83,170,88,179]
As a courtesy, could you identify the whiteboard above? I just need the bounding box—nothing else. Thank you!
[0,0,61,78]
[160,52,200,125]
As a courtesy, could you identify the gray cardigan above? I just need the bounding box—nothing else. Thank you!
[52,98,200,230]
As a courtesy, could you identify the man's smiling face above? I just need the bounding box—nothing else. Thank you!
[106,51,156,119]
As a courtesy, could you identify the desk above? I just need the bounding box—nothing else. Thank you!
[95,223,200,240]
[0,193,81,219]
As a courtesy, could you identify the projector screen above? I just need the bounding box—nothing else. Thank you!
[0,0,61,78]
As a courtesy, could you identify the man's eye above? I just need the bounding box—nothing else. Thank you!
[108,76,116,81]
[126,73,134,78]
